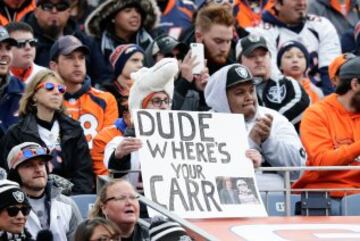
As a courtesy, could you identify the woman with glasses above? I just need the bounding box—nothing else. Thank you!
[0,179,33,241]
[75,217,120,241]
[103,58,178,194]
[0,69,94,195]
[89,179,146,241]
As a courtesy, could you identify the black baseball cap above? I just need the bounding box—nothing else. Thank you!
[237,34,269,58]
[153,35,188,56]
[226,64,254,88]
[339,56,360,79]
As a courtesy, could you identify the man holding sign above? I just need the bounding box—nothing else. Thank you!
[205,64,306,191]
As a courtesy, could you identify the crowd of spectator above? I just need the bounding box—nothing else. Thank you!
[0,0,360,240]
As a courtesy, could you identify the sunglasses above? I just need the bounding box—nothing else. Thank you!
[15,39,38,49]
[6,206,31,217]
[41,2,70,12]
[35,82,66,94]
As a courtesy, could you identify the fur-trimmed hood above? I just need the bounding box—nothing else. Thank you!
[85,0,160,37]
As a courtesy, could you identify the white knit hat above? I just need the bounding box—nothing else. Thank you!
[128,58,178,113]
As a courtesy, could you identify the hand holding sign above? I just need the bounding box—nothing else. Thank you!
[114,137,142,159]
[249,114,273,145]
[245,149,263,168]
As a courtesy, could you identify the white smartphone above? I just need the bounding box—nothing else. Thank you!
[190,43,205,75]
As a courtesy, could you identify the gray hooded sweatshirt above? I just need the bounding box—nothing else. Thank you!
[204,64,306,191]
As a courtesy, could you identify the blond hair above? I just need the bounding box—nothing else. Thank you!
[88,179,135,219]
[18,69,66,116]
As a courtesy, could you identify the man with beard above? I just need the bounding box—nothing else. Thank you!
[194,4,234,74]
[7,142,82,241]
[293,57,360,209]
[22,0,112,85]
[0,26,24,137]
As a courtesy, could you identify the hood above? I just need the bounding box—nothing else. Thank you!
[204,64,235,113]
[64,76,91,100]
[323,93,360,118]
[85,0,161,37]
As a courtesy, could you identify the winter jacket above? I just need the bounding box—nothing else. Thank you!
[205,64,306,191]
[292,94,360,197]
[308,0,359,36]
[26,183,82,241]
[22,13,112,85]
[0,75,24,134]
[0,0,35,26]
[0,113,94,194]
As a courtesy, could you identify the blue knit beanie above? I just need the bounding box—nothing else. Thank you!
[109,44,144,78]
[277,40,310,71]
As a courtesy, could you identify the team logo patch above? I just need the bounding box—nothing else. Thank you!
[12,191,25,203]
[235,66,249,79]
[248,34,261,43]
[266,84,287,104]
[179,235,192,241]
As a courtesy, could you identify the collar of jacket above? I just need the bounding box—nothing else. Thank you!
[64,76,92,100]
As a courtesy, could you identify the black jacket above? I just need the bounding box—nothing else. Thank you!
[22,13,112,85]
[0,113,94,194]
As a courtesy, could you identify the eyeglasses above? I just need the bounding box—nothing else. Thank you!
[35,82,67,94]
[90,235,121,241]
[104,195,140,203]
[15,39,38,48]
[6,206,31,217]
[150,98,171,107]
[40,2,70,12]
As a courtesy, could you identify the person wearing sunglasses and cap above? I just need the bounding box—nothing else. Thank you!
[0,179,33,241]
[6,22,46,85]
[0,69,94,195]
[0,26,24,138]
[6,142,82,241]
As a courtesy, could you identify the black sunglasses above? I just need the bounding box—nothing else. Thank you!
[6,206,31,217]
[15,39,38,49]
[41,2,69,12]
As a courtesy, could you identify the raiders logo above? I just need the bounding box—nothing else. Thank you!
[12,190,25,203]
[266,84,287,104]
[235,66,249,79]
[179,235,192,241]
[248,34,261,43]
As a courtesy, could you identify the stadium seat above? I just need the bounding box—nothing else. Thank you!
[71,194,97,219]
[341,194,360,216]
[261,192,300,216]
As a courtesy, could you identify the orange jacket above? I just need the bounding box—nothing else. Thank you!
[0,0,36,26]
[91,125,123,176]
[292,94,360,197]
[234,0,274,28]
[64,86,118,149]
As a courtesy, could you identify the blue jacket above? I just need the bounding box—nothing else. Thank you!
[0,75,24,135]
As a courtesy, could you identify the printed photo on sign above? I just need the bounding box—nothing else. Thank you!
[216,177,259,205]
[133,110,267,219]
